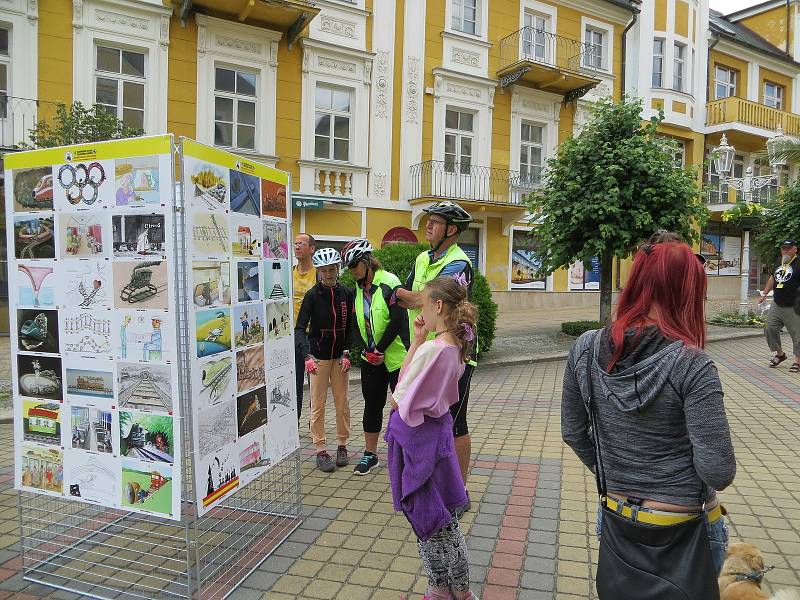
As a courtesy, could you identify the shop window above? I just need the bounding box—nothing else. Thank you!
[569,257,600,290]
[700,221,741,276]
[458,227,481,274]
[511,230,545,289]
[214,66,257,150]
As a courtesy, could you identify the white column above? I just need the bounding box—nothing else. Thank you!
[740,229,751,316]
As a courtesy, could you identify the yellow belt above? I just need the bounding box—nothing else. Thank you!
[604,497,723,527]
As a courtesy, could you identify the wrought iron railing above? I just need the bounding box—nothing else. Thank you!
[499,26,601,79]
[0,95,48,149]
[410,160,540,205]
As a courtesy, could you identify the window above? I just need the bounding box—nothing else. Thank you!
[673,42,685,91]
[315,85,351,161]
[214,66,257,150]
[673,141,686,167]
[523,13,549,62]
[652,39,664,88]
[764,81,784,110]
[584,28,604,69]
[0,27,8,119]
[444,108,474,174]
[519,121,543,185]
[715,66,737,99]
[95,45,146,130]
[754,159,789,203]
[452,0,478,35]
[511,230,545,289]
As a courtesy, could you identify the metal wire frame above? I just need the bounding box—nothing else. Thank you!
[498,26,601,77]
[410,159,540,205]
[17,146,302,600]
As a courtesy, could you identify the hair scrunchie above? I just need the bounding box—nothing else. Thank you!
[460,322,475,342]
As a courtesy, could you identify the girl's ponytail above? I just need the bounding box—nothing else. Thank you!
[424,278,479,363]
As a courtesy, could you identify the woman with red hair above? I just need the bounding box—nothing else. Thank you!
[561,240,736,597]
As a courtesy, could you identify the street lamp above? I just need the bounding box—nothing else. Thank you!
[712,126,791,315]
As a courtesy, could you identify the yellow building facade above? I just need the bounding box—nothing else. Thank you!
[1,0,799,315]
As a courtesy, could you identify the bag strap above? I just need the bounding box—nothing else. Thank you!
[584,330,607,498]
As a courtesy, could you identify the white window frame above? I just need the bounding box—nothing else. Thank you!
[314,83,353,162]
[196,14,281,159]
[444,106,476,174]
[0,25,10,119]
[94,44,147,131]
[714,66,737,100]
[673,42,686,92]
[764,80,784,110]
[522,12,551,63]
[212,64,259,151]
[451,0,479,36]
[652,38,664,88]
[73,0,170,135]
[580,17,613,74]
[445,0,488,40]
[0,3,38,144]
[519,120,544,185]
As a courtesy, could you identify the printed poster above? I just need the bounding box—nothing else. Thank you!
[181,139,298,517]
[5,135,183,521]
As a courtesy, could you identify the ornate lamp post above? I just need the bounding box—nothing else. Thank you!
[712,126,791,315]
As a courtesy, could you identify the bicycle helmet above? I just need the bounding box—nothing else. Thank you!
[343,238,374,268]
[311,248,342,268]
[423,201,473,231]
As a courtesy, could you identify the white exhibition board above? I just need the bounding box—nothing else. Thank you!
[5,135,300,521]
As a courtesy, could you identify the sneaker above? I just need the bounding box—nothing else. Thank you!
[353,452,379,475]
[316,451,335,472]
[336,445,349,467]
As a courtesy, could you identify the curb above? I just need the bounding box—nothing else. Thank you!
[0,329,767,426]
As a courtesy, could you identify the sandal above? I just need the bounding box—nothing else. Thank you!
[769,353,787,368]
[790,363,800,373]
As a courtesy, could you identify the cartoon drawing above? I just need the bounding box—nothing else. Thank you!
[114,260,169,309]
[118,363,172,412]
[117,311,171,364]
[18,264,56,307]
[266,301,292,341]
[236,346,265,393]
[234,303,264,347]
[66,367,114,400]
[188,161,228,210]
[236,386,267,437]
[236,261,260,302]
[192,213,230,257]
[196,308,232,358]
[196,355,234,405]
[59,213,106,258]
[229,170,260,216]
[62,260,111,309]
[112,214,166,257]
[262,219,288,259]
[14,215,55,259]
[263,260,290,301]
[119,411,175,463]
[192,261,231,307]
[17,309,59,353]
[20,445,63,494]
[55,160,113,209]
[115,156,161,206]
[200,448,239,508]
[70,405,113,453]
[67,453,119,505]
[22,400,62,445]
[62,310,112,356]
[197,400,237,459]
[17,355,62,400]
[13,167,54,211]
[261,178,287,219]
[121,460,173,515]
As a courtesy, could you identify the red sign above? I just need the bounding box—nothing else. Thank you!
[381,227,418,247]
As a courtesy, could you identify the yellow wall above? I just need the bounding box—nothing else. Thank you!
[739,6,792,53]
[654,0,667,32]
[390,0,405,201]
[167,18,197,140]
[304,208,363,238]
[709,51,749,99]
[275,39,303,189]
[759,67,793,106]
[38,0,72,117]
[484,217,507,290]
[675,1,689,38]
[365,208,416,245]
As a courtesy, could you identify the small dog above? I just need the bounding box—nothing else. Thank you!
[718,542,799,600]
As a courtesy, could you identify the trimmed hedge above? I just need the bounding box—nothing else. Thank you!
[341,242,497,357]
[561,320,602,337]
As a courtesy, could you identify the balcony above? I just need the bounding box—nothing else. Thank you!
[497,27,602,98]
[706,97,800,137]
[409,160,533,233]
[0,96,44,150]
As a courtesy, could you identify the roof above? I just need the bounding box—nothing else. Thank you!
[727,0,794,21]
[709,9,800,67]
[601,0,639,11]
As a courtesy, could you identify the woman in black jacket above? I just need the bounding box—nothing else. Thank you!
[295,248,355,473]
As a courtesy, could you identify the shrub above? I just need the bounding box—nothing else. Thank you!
[561,320,602,336]
[707,312,765,328]
[341,242,497,357]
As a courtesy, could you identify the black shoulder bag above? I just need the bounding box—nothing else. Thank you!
[585,332,720,600]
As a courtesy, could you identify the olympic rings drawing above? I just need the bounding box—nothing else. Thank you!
[57,162,106,205]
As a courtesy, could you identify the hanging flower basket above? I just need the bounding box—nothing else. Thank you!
[721,202,765,230]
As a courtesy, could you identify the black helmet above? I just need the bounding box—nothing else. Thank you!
[423,201,473,231]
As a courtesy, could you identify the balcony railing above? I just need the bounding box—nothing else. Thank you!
[499,27,600,80]
[0,95,46,149]
[706,97,800,134]
[410,160,540,205]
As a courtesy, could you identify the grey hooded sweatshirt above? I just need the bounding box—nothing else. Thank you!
[561,328,736,505]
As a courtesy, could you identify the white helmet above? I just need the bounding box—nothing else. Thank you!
[312,247,342,268]
[343,238,374,267]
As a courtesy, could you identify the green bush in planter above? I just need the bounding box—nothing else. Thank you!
[340,242,497,358]
[561,320,602,337]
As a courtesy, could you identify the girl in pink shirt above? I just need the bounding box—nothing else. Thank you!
[387,277,479,600]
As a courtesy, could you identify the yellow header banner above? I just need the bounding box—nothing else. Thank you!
[181,138,289,186]
[3,135,174,170]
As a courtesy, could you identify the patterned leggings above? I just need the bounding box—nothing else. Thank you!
[417,513,470,592]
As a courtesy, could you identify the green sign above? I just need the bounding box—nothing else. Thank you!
[293,198,323,210]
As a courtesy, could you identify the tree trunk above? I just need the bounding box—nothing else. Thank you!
[599,254,614,325]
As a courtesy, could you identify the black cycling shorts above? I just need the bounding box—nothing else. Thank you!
[450,363,474,438]
[361,362,400,433]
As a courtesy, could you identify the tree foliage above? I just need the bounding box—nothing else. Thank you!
[528,96,709,323]
[753,181,800,265]
[24,102,143,148]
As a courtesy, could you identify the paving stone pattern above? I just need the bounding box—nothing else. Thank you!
[0,336,798,599]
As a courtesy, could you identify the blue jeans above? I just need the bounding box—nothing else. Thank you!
[596,505,729,575]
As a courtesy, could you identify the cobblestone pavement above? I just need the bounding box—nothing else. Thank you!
[0,335,798,599]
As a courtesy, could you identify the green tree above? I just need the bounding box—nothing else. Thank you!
[753,181,800,266]
[24,101,143,148]
[529,96,709,324]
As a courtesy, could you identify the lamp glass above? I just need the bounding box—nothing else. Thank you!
[713,136,735,176]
